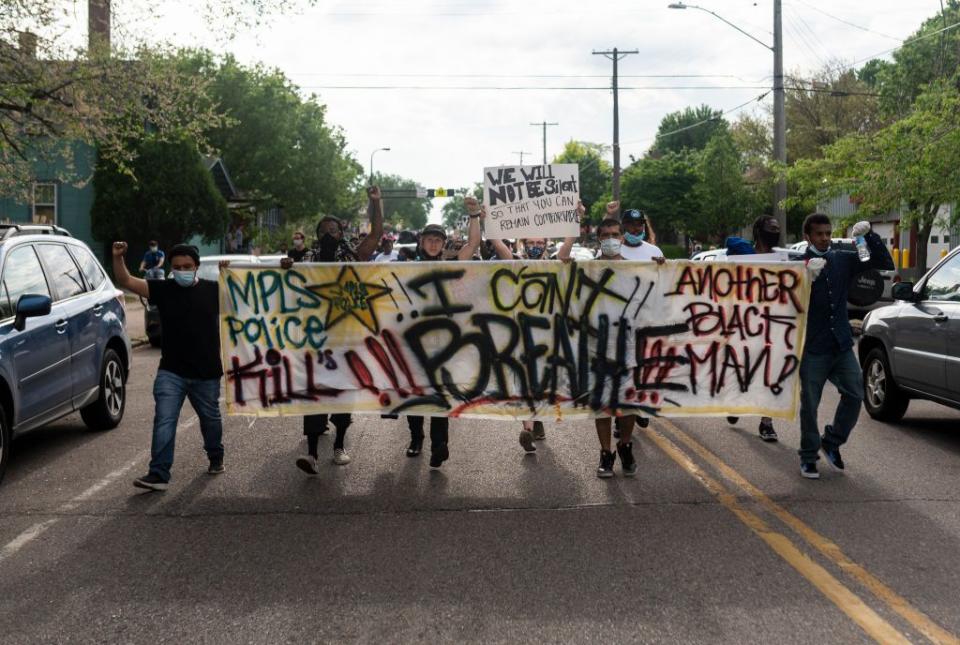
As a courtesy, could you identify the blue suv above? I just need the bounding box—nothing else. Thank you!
[0,226,131,483]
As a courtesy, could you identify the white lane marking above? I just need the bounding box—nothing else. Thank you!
[0,414,199,564]
[0,520,58,564]
[248,417,257,429]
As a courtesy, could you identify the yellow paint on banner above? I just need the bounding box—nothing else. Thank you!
[655,417,959,645]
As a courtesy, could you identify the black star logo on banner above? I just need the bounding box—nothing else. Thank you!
[309,265,392,334]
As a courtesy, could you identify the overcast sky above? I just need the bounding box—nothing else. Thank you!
[68,1,941,221]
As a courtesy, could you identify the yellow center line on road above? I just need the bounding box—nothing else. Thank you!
[645,426,910,645]
[653,418,960,645]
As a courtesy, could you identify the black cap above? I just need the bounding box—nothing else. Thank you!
[420,224,447,240]
[621,209,646,223]
[168,244,200,265]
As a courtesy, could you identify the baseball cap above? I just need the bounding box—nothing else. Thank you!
[621,209,646,223]
[420,224,447,240]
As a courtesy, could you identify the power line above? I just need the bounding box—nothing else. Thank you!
[787,0,903,41]
[300,85,775,91]
[821,17,960,77]
[620,92,771,147]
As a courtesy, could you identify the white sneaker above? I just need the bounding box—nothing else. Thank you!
[296,456,319,476]
[332,448,352,465]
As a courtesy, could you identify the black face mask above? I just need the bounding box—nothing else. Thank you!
[758,230,780,249]
[317,233,339,261]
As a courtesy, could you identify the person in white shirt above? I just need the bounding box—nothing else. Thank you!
[374,236,399,262]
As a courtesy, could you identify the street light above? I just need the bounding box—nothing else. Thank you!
[668,1,786,243]
[369,147,390,184]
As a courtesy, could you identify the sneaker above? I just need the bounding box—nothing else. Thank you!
[332,448,351,466]
[617,442,638,477]
[207,458,225,475]
[636,417,650,429]
[596,450,616,478]
[430,443,449,469]
[133,473,168,491]
[758,421,778,442]
[406,439,423,457]
[519,429,536,452]
[532,421,546,440]
[821,438,844,470]
[727,416,739,425]
[800,462,820,479]
[296,455,320,475]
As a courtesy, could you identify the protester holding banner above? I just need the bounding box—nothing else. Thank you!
[113,242,225,491]
[797,214,894,480]
[288,186,385,476]
[404,197,485,468]
[604,201,664,261]
[558,218,664,478]
[491,201,584,453]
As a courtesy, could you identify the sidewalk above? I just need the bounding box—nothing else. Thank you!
[123,293,148,346]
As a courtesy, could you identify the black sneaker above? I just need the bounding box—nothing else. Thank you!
[617,442,638,477]
[519,429,536,453]
[296,455,320,475]
[758,421,778,442]
[406,439,422,457]
[208,458,225,475]
[429,443,449,468]
[636,417,650,429]
[727,416,739,425]
[133,473,168,491]
[596,450,616,478]
[821,438,844,470]
[532,421,546,440]
[800,462,820,479]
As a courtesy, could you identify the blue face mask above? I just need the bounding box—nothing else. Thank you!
[624,231,646,245]
[526,246,545,259]
[173,270,197,287]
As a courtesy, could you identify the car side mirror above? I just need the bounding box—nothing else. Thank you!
[14,294,52,332]
[891,282,917,302]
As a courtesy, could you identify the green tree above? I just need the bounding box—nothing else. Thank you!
[789,80,960,272]
[619,151,699,241]
[91,136,229,266]
[441,184,482,230]
[550,140,612,214]
[176,52,363,221]
[649,104,727,156]
[372,172,432,230]
[688,129,753,243]
[872,0,960,117]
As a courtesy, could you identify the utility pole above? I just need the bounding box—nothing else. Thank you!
[512,151,531,165]
[530,121,558,164]
[772,0,786,243]
[593,47,637,202]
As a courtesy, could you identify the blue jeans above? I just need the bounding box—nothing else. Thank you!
[798,350,863,464]
[149,369,224,482]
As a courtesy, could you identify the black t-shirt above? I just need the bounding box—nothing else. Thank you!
[149,279,223,379]
[287,247,310,262]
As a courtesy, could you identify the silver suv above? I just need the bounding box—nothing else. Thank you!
[858,246,960,421]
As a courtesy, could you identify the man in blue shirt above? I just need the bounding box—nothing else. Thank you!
[798,213,894,479]
[139,241,165,280]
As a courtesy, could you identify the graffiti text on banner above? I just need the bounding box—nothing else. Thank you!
[219,260,810,420]
[483,164,580,240]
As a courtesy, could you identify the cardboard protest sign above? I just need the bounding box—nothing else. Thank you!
[483,164,580,240]
[220,260,811,421]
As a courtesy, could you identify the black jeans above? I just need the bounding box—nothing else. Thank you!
[304,414,350,455]
[408,416,449,450]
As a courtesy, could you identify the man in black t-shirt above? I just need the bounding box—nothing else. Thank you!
[113,242,225,492]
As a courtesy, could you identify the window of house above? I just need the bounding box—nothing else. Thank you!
[945,235,951,245]
[931,236,939,244]
[32,183,57,224]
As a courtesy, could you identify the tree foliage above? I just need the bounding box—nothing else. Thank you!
[441,184,482,231]
[550,140,611,215]
[789,80,960,272]
[688,129,753,242]
[91,136,229,263]
[648,104,727,156]
[620,152,698,241]
[372,173,432,231]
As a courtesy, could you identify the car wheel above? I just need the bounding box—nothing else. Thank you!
[862,347,909,422]
[80,348,126,431]
[0,400,9,484]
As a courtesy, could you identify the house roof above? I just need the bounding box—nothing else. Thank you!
[203,155,239,202]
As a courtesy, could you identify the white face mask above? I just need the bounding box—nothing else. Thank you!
[293,239,304,249]
[600,238,622,257]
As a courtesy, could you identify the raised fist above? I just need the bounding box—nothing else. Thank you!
[464,196,482,216]
[112,241,128,257]
[605,201,620,216]
[367,185,382,201]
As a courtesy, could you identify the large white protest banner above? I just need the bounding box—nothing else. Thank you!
[220,259,811,421]
[483,164,580,240]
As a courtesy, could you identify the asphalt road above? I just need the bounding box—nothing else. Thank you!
[1,345,959,644]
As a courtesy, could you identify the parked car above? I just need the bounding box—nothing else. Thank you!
[691,248,727,261]
[0,228,131,483]
[143,254,260,347]
[858,246,960,421]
